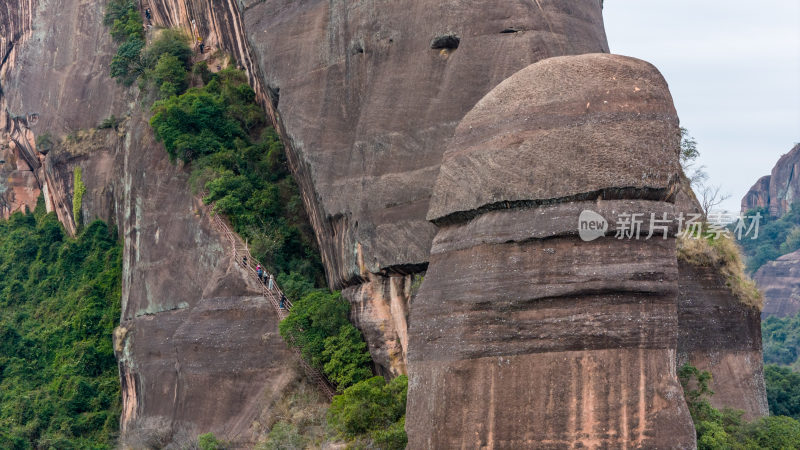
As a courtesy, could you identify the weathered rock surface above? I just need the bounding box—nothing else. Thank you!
[754,249,800,318]
[147,0,611,377]
[4,0,774,445]
[111,113,298,442]
[677,260,768,420]
[1,0,127,220]
[1,1,299,443]
[407,54,695,448]
[741,143,800,216]
[741,175,771,213]
[235,0,609,374]
[0,115,40,217]
[142,0,610,378]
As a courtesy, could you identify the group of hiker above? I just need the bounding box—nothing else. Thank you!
[254,262,286,309]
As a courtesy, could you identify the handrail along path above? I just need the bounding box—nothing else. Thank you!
[208,209,336,400]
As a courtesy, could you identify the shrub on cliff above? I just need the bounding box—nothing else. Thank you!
[681,363,800,448]
[0,200,122,448]
[105,5,193,94]
[677,234,762,308]
[104,0,143,43]
[110,37,145,86]
[72,166,86,228]
[327,375,407,444]
[150,67,323,283]
[153,53,189,98]
[322,326,373,389]
[105,0,145,86]
[143,29,193,69]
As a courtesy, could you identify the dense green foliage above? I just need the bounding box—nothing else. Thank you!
[327,375,408,449]
[106,1,193,95]
[72,167,86,227]
[105,0,145,86]
[278,290,372,391]
[680,363,800,449]
[197,432,223,450]
[737,204,800,273]
[149,67,323,283]
[762,312,800,369]
[0,201,122,448]
[765,365,800,420]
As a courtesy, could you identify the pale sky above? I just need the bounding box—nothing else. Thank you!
[603,0,800,213]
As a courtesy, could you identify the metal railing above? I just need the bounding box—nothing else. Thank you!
[207,208,336,400]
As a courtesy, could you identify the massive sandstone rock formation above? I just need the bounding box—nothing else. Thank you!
[407,53,696,448]
[2,0,770,445]
[741,143,800,217]
[755,249,800,318]
[742,143,800,319]
[147,0,610,377]
[1,0,298,443]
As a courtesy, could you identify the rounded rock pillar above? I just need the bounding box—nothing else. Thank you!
[406,54,696,449]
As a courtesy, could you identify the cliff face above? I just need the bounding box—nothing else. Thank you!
[754,249,800,317]
[3,0,772,445]
[407,54,696,447]
[1,0,298,443]
[742,143,800,318]
[0,0,36,218]
[741,143,800,216]
[677,260,768,420]
[1,0,127,220]
[144,0,610,377]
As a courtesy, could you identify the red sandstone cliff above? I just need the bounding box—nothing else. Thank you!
[408,53,696,448]
[754,249,800,318]
[742,143,800,216]
[742,143,800,320]
[1,0,771,446]
[677,259,768,420]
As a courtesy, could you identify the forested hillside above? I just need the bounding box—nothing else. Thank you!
[0,200,122,448]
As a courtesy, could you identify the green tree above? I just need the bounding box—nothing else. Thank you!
[279,291,351,369]
[153,53,189,98]
[198,432,223,450]
[681,362,800,448]
[327,375,407,438]
[142,29,193,70]
[765,365,800,419]
[322,326,373,390]
[0,200,122,447]
[109,38,145,86]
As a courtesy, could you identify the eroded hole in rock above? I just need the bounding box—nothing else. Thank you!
[267,85,280,109]
[500,28,518,34]
[430,34,460,50]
